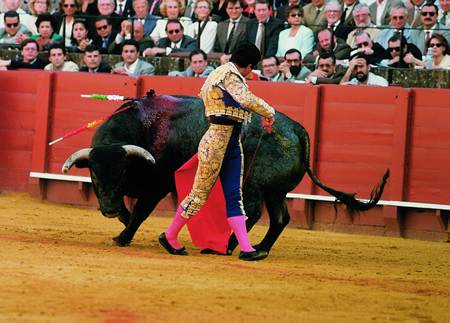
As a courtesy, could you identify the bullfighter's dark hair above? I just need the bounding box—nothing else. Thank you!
[388,33,407,45]
[284,48,302,60]
[189,49,207,60]
[230,43,261,68]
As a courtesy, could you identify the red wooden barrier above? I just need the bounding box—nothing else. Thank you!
[0,70,448,241]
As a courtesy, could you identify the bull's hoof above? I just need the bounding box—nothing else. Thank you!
[158,233,188,256]
[239,250,268,261]
[200,248,228,255]
[112,236,130,247]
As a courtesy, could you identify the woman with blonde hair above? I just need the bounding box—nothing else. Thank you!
[28,0,52,33]
[150,0,191,44]
[186,0,217,53]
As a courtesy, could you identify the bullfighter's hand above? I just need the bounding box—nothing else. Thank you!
[262,115,275,133]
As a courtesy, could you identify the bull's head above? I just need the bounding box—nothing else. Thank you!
[62,145,155,218]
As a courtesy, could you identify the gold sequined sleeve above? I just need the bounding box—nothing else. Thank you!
[223,72,275,119]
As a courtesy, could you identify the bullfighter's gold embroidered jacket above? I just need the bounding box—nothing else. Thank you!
[199,62,275,121]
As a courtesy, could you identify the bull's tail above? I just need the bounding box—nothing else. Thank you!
[300,127,389,211]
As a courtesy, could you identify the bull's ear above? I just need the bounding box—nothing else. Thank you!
[74,159,89,168]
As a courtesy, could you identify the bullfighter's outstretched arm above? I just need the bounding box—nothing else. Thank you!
[223,73,275,119]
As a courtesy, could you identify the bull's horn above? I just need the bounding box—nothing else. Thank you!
[122,145,155,164]
[61,148,92,173]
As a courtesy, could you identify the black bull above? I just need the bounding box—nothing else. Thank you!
[62,92,389,255]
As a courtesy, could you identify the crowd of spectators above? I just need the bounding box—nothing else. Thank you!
[0,0,449,85]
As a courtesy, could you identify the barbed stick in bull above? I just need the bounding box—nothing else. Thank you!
[47,93,138,146]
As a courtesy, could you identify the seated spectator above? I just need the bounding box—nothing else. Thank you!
[0,39,47,70]
[96,0,123,32]
[0,11,31,47]
[144,19,197,57]
[0,0,35,34]
[110,20,155,54]
[369,0,403,27]
[340,54,388,86]
[411,33,450,69]
[405,0,426,27]
[346,3,379,48]
[186,0,217,53]
[79,44,112,73]
[275,5,314,59]
[276,0,310,22]
[350,31,388,65]
[132,0,158,37]
[246,0,284,57]
[278,48,311,82]
[168,49,214,76]
[27,0,52,34]
[53,0,82,47]
[303,28,351,64]
[322,0,352,41]
[379,34,422,68]
[302,0,326,33]
[31,13,63,51]
[260,55,283,81]
[214,0,249,55]
[305,52,346,84]
[111,39,156,76]
[44,43,79,71]
[150,0,192,45]
[92,16,118,54]
[67,19,92,53]
[377,5,414,49]
[410,3,450,55]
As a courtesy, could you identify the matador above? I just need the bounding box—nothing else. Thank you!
[159,44,275,261]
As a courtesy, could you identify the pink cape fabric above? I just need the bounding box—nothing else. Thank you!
[174,154,231,254]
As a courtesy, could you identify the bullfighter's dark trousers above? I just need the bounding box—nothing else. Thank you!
[180,117,245,218]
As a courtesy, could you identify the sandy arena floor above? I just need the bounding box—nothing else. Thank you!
[0,193,449,322]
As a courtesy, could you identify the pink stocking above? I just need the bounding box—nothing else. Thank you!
[165,206,189,249]
[227,216,255,252]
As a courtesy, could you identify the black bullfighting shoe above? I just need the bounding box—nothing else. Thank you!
[238,250,268,261]
[158,233,188,256]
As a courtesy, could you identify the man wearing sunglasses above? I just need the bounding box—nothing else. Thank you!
[0,10,31,47]
[377,5,413,49]
[92,16,118,54]
[350,30,388,65]
[143,19,197,57]
[410,3,450,55]
[379,34,422,68]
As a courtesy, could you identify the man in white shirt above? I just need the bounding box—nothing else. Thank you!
[111,39,155,76]
[44,43,79,72]
[340,54,388,86]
